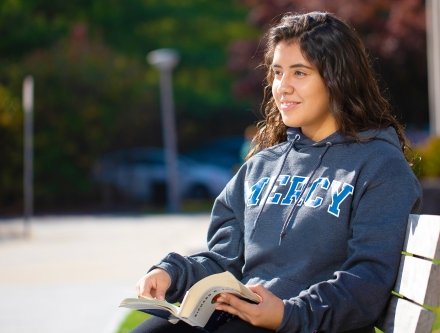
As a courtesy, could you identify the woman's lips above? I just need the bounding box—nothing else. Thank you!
[280,101,300,110]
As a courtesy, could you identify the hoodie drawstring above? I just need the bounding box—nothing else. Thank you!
[278,141,332,245]
[249,135,299,240]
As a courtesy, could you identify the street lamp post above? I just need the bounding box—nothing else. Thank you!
[427,0,440,136]
[147,49,180,212]
[23,75,34,237]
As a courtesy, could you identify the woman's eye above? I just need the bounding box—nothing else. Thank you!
[273,70,282,77]
[294,70,306,77]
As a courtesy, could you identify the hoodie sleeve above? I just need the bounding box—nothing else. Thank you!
[277,156,422,333]
[153,172,246,303]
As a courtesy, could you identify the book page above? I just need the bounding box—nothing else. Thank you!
[178,271,260,326]
[119,297,180,316]
[181,285,257,327]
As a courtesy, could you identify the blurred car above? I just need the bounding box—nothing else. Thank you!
[184,136,245,172]
[92,147,232,203]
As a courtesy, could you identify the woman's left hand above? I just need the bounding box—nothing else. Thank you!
[214,284,284,330]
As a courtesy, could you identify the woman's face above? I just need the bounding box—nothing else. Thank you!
[271,41,337,141]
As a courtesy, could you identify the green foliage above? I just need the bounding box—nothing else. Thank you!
[0,0,80,60]
[0,0,257,213]
[0,85,23,211]
[413,137,440,178]
[19,36,159,208]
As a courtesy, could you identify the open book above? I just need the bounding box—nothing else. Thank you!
[119,271,260,329]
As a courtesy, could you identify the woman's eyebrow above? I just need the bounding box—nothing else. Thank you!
[271,63,314,70]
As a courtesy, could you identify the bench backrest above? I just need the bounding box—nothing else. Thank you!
[378,214,440,333]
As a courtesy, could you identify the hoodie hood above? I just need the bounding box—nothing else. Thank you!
[286,126,402,151]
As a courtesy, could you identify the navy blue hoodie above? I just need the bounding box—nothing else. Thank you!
[155,127,422,332]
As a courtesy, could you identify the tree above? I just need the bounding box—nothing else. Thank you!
[0,85,22,213]
[0,0,258,213]
[3,25,158,210]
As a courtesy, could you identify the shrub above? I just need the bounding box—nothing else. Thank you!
[413,136,440,178]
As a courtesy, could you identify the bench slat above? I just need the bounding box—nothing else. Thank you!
[379,296,435,333]
[394,254,440,307]
[379,215,440,332]
[404,215,440,260]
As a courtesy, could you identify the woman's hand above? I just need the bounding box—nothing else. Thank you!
[214,284,284,330]
[136,268,171,300]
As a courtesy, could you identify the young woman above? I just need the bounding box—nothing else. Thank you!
[132,12,422,333]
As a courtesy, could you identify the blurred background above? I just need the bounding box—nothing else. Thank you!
[0,0,438,216]
[1,1,440,332]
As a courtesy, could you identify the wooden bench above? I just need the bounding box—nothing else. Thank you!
[378,214,440,332]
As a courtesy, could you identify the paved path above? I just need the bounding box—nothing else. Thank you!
[0,214,210,333]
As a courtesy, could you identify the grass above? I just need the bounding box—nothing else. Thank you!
[115,311,150,333]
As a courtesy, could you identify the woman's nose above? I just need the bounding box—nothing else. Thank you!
[278,75,293,94]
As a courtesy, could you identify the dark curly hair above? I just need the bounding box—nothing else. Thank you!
[248,11,409,159]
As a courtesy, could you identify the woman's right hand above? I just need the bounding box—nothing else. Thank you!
[136,268,171,300]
